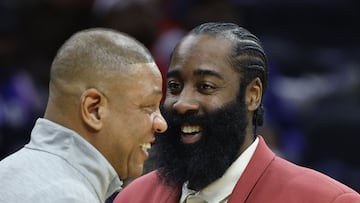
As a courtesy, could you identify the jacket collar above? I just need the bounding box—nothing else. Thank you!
[228,136,275,203]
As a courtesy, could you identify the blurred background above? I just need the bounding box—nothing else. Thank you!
[0,0,359,192]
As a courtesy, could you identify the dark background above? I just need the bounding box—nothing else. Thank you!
[1,0,359,192]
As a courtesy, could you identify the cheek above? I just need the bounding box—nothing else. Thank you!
[122,116,152,151]
[128,114,153,135]
[113,123,146,178]
[204,87,239,110]
[163,96,175,109]
[196,97,227,112]
[118,112,146,134]
[127,148,145,177]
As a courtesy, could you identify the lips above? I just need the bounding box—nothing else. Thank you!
[180,124,203,144]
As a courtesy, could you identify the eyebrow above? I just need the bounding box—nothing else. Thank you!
[193,69,223,80]
[166,69,224,80]
[166,69,180,78]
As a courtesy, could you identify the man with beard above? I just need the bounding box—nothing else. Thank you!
[114,22,360,202]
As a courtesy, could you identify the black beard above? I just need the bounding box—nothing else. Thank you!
[154,95,248,190]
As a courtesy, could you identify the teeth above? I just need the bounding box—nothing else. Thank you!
[140,143,151,151]
[181,125,201,134]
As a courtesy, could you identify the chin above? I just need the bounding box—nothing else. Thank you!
[128,166,144,179]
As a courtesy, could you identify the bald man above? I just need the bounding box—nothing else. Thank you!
[0,28,167,203]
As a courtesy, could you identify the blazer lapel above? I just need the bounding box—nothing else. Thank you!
[228,136,275,203]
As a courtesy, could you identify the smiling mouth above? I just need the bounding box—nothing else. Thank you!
[180,124,203,144]
[140,143,151,152]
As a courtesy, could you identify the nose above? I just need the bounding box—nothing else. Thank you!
[172,91,199,115]
[153,112,168,133]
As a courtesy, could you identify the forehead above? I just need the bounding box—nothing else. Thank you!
[128,62,162,81]
[115,63,163,99]
[175,34,232,61]
[131,62,162,89]
[168,34,238,79]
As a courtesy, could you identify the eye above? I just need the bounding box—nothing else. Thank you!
[197,82,217,94]
[199,83,214,89]
[167,80,182,94]
[142,105,157,114]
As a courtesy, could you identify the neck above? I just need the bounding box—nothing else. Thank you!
[238,125,256,156]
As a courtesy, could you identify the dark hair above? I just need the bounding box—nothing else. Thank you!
[189,22,268,129]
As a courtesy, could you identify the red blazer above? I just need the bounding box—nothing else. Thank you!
[114,136,360,203]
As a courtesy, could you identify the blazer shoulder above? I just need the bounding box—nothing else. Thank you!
[332,192,360,203]
[263,156,360,201]
[243,156,360,202]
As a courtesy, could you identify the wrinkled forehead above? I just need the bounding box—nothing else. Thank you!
[111,62,161,87]
[127,63,163,96]
[128,62,162,79]
[105,62,163,99]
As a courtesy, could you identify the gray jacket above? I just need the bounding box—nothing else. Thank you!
[0,118,122,203]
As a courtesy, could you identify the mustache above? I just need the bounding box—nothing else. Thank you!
[159,101,241,128]
[160,108,206,127]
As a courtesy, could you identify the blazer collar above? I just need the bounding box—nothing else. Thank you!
[228,136,275,203]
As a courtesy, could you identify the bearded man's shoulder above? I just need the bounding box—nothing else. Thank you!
[114,170,181,203]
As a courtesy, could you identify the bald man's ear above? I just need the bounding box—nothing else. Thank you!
[245,77,263,111]
[80,88,105,131]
